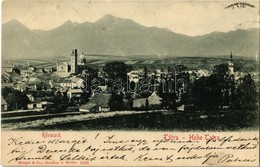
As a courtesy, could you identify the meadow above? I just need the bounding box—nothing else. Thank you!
[4,56,258,73]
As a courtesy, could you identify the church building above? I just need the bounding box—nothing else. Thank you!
[56,49,87,75]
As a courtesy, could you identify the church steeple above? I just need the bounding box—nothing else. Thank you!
[228,51,234,75]
[70,49,78,74]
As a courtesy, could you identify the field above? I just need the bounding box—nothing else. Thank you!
[2,110,258,131]
[4,56,259,72]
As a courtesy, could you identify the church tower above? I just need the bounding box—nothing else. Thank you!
[228,51,234,75]
[70,49,78,74]
[79,52,87,65]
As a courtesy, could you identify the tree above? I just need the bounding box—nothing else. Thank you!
[174,65,188,73]
[53,90,69,112]
[145,98,149,111]
[212,64,235,108]
[233,74,258,110]
[158,80,177,110]
[109,92,124,111]
[5,90,30,110]
[190,75,222,111]
[124,92,133,110]
[144,66,148,78]
[103,61,132,83]
[13,68,21,75]
[82,67,99,95]
[103,62,133,113]
[82,67,98,80]
[212,64,229,78]
[2,87,13,98]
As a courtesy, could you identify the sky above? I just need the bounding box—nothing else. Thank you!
[2,0,260,36]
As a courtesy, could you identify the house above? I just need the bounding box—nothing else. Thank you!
[27,103,37,110]
[67,89,83,99]
[70,76,85,88]
[28,66,37,73]
[1,83,14,88]
[36,68,46,73]
[44,67,55,73]
[127,71,139,83]
[1,97,8,111]
[28,77,43,85]
[36,101,52,109]
[59,80,72,88]
[155,69,163,78]
[43,81,54,91]
[19,66,30,75]
[57,62,70,73]
[28,83,46,91]
[177,104,185,111]
[91,85,108,96]
[26,94,35,102]
[2,63,15,73]
[18,65,36,75]
[3,71,21,82]
[1,72,12,83]
[15,83,29,92]
[79,103,98,112]
[133,98,147,109]
[196,69,210,78]
[148,92,162,106]
[55,78,72,88]
[81,93,111,112]
[27,101,52,110]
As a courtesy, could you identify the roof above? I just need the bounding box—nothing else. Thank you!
[148,92,162,105]
[19,66,29,70]
[79,54,86,60]
[88,93,111,108]
[17,83,29,90]
[57,62,68,66]
[26,94,35,98]
[1,71,9,76]
[1,74,11,82]
[55,78,71,83]
[44,83,53,89]
[98,86,107,92]
[133,98,147,108]
[7,71,20,78]
[28,77,43,85]
[1,97,7,105]
[2,63,14,68]
[80,103,97,110]
[197,69,210,76]
[68,89,83,93]
[70,76,84,83]
[36,68,46,73]
[59,80,71,83]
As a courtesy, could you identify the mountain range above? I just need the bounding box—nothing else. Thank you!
[2,14,259,60]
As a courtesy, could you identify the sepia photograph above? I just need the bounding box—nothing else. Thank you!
[1,0,259,166]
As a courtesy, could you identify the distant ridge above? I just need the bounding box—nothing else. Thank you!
[2,15,259,59]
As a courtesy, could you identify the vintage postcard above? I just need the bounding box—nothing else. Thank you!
[1,0,259,166]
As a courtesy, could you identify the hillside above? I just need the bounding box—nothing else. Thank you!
[2,15,259,60]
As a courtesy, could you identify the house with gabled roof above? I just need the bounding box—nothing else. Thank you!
[69,76,85,88]
[79,103,98,112]
[133,98,147,109]
[80,93,111,112]
[148,92,162,106]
